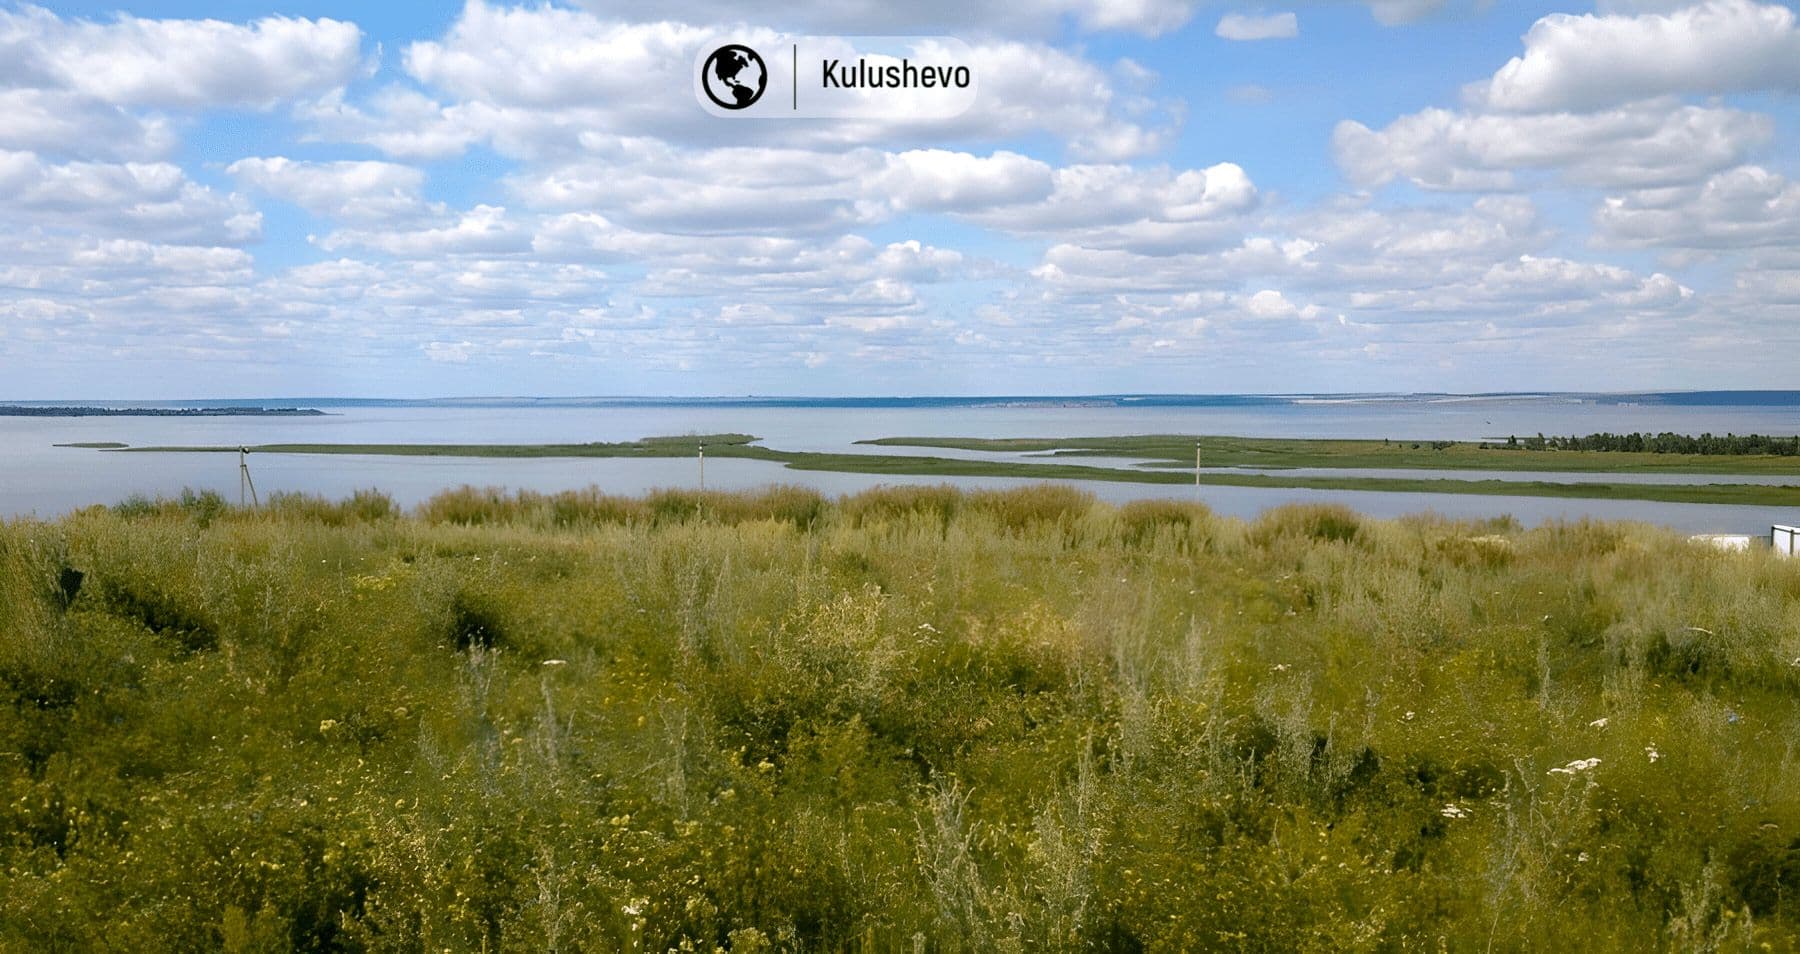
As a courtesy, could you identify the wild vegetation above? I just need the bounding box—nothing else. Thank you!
[4,484,1800,950]
[866,433,1800,474]
[76,431,1800,506]
[1497,432,1800,456]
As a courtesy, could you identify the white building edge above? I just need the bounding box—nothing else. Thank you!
[1692,525,1800,555]
[1775,525,1800,557]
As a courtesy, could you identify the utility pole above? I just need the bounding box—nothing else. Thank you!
[238,446,260,507]
[698,443,705,491]
[1195,442,1202,489]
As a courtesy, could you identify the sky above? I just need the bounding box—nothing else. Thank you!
[0,0,1797,398]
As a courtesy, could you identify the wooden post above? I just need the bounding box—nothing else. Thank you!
[698,443,705,492]
[1195,442,1201,489]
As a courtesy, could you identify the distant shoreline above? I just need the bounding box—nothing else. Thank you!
[9,390,1800,410]
[0,406,326,417]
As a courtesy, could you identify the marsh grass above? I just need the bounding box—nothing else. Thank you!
[3,484,1800,949]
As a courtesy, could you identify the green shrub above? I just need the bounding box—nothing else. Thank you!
[2,486,1798,949]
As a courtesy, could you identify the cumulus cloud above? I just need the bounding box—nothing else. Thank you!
[4,0,1797,394]
[319,205,528,257]
[0,4,363,109]
[1215,12,1298,40]
[307,3,1178,162]
[879,150,1056,212]
[0,150,260,244]
[1596,166,1800,249]
[0,89,176,160]
[963,162,1259,252]
[1477,0,1800,113]
[227,157,431,223]
[1241,289,1322,319]
[1334,101,1768,191]
[560,0,1198,37]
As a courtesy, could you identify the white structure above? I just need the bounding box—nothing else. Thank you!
[1691,533,1757,552]
[1775,525,1800,558]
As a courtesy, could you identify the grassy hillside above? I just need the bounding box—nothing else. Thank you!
[4,485,1800,950]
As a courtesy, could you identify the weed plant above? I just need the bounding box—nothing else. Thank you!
[3,485,1799,950]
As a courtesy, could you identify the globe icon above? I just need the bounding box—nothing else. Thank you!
[702,44,767,110]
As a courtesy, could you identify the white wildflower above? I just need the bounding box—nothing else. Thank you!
[542,659,567,666]
[1645,744,1660,763]
[1548,757,1601,775]
[1271,663,1289,672]
[1441,803,1469,819]
[1403,711,1416,722]
[1588,717,1608,729]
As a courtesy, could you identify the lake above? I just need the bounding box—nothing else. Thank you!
[5,394,1799,532]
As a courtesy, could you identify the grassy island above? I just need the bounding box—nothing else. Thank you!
[85,432,1800,507]
[4,485,1800,949]
[862,433,1800,475]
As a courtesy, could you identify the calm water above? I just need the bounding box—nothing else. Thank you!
[4,396,1799,532]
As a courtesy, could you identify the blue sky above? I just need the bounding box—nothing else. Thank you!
[1,0,1797,397]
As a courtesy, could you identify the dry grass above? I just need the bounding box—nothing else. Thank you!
[2,484,1799,949]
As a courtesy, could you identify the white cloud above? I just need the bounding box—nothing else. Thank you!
[1733,252,1800,303]
[873,240,968,282]
[424,340,477,363]
[1477,0,1800,113]
[879,150,1055,212]
[1596,166,1800,249]
[319,205,528,257]
[6,0,1796,395]
[1334,101,1768,191]
[963,162,1258,251]
[0,150,260,244]
[308,4,1177,162]
[1330,253,1693,325]
[560,0,1198,37]
[1215,12,1298,40]
[1242,289,1322,319]
[0,89,176,160]
[0,5,363,109]
[228,157,431,223]
[0,233,253,298]
[299,88,476,161]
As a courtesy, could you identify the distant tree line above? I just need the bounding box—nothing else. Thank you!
[1491,432,1800,455]
[0,405,324,417]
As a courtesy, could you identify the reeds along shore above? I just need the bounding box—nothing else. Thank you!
[4,484,1800,950]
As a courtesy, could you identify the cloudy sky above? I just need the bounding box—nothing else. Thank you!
[1,0,1797,398]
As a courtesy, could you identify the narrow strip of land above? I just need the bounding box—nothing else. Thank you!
[3,405,325,417]
[864,434,1800,475]
[77,433,1800,507]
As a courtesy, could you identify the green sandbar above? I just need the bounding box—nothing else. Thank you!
[83,433,1800,507]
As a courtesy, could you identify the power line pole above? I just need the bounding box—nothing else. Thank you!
[238,446,259,507]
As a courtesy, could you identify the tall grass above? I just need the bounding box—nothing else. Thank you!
[2,484,1799,949]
